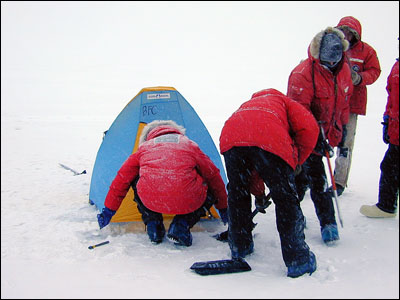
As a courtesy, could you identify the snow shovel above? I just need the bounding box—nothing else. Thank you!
[190,257,251,275]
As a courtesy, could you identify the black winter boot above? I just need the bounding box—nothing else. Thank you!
[146,220,165,244]
[167,218,192,247]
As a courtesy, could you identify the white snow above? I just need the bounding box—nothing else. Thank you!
[1,1,399,299]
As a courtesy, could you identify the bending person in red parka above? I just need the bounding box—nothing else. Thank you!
[287,26,353,244]
[360,57,399,218]
[331,16,381,196]
[97,120,228,247]
[220,88,319,278]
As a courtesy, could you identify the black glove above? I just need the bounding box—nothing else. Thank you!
[338,125,347,148]
[325,142,334,158]
[351,69,362,85]
[255,194,272,214]
[382,115,389,144]
[218,208,228,225]
[97,207,116,229]
[315,131,334,158]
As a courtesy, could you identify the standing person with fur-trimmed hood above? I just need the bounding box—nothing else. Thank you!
[96,120,228,247]
[287,27,353,244]
[330,16,381,196]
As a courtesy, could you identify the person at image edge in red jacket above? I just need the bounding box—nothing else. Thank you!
[287,26,353,244]
[360,53,399,218]
[219,88,319,278]
[331,16,381,196]
[97,120,228,247]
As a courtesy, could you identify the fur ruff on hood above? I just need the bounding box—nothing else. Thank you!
[310,26,349,60]
[139,120,186,145]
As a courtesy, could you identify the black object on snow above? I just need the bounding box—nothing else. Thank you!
[59,163,87,176]
[190,258,251,275]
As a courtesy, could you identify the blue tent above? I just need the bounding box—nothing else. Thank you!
[89,87,227,222]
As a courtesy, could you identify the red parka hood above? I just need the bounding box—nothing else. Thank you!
[251,88,284,99]
[139,120,186,145]
[336,16,362,41]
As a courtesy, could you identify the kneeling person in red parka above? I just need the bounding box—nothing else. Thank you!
[97,120,228,247]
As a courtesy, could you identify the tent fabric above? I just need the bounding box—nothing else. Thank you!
[89,87,227,222]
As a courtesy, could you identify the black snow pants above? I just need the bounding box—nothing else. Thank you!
[377,144,399,213]
[131,177,216,228]
[295,153,337,228]
[223,146,311,267]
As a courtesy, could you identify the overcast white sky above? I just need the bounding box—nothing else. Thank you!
[1,1,399,129]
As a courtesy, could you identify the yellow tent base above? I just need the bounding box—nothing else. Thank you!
[110,188,220,223]
[109,216,222,233]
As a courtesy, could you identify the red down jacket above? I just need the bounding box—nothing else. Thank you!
[336,16,381,115]
[219,88,319,170]
[104,121,227,214]
[384,59,399,146]
[287,27,353,148]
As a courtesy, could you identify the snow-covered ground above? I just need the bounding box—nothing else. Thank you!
[1,2,399,298]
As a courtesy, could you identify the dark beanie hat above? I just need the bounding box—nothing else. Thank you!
[319,33,343,64]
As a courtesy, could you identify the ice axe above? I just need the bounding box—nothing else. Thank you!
[319,124,344,228]
[213,193,272,242]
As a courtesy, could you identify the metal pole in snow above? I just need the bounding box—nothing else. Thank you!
[319,124,344,228]
[88,241,110,249]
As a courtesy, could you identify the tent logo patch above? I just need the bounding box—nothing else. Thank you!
[147,93,171,100]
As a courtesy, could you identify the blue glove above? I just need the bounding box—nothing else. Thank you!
[381,115,389,144]
[97,207,116,229]
[218,208,228,225]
